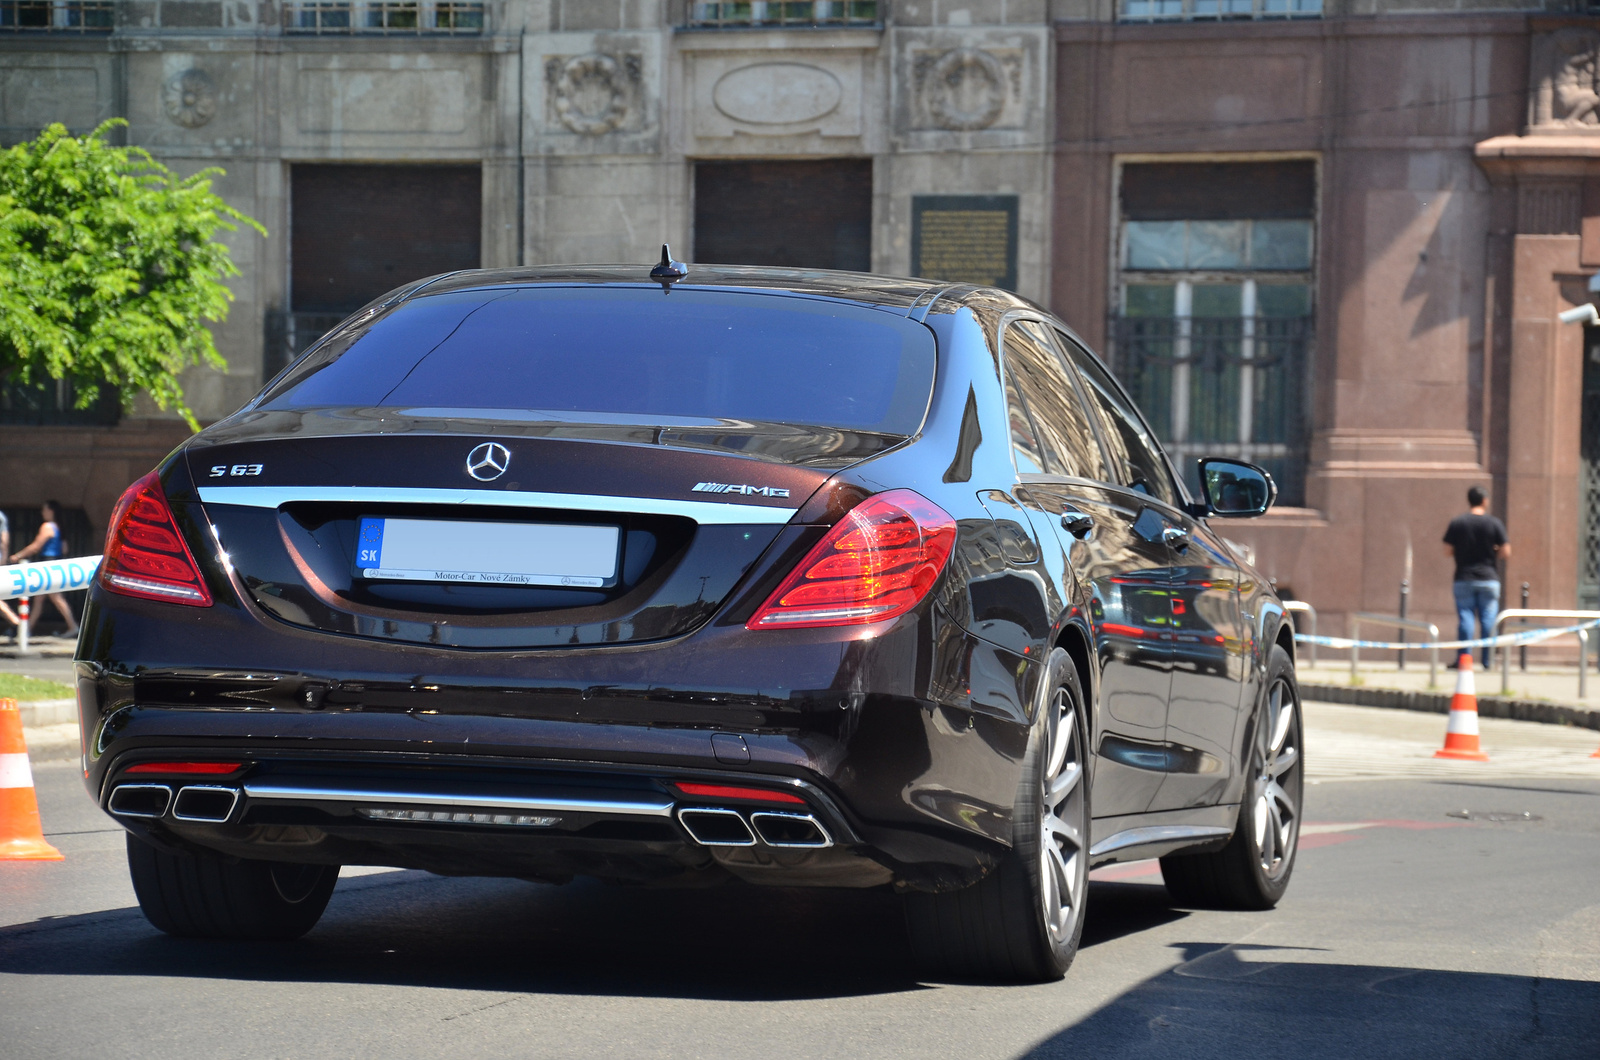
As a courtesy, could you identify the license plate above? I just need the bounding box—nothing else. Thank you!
[355,517,620,588]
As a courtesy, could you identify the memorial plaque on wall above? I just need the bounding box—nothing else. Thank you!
[911,195,1019,290]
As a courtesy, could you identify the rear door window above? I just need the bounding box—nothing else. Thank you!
[1056,331,1180,508]
[1004,321,1111,482]
[262,288,937,436]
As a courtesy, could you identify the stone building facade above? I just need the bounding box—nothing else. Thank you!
[2,0,1599,645]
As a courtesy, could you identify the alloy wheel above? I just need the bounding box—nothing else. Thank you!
[1251,676,1301,880]
[1039,684,1088,942]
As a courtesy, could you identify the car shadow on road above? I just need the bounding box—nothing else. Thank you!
[0,871,1191,1001]
[1016,942,1600,1059]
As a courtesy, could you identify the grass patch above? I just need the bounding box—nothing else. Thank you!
[0,673,74,702]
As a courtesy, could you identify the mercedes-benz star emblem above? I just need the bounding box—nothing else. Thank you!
[465,442,511,482]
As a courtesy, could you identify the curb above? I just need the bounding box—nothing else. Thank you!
[1301,683,1600,732]
[15,699,75,727]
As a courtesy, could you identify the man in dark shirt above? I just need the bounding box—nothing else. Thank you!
[1443,486,1510,667]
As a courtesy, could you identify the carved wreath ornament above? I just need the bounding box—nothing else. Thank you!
[552,53,630,135]
[926,48,1007,132]
[162,69,218,129]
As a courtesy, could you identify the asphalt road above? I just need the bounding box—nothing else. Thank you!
[2,705,1597,1060]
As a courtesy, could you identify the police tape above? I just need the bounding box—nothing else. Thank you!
[0,556,102,601]
[1294,619,1600,653]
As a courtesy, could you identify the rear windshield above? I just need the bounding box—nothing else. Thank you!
[261,287,937,436]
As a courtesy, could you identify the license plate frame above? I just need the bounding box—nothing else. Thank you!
[354,516,622,588]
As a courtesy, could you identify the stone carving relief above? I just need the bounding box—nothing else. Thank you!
[712,63,842,126]
[547,53,641,136]
[1529,27,1600,132]
[910,46,1025,133]
[923,48,1009,131]
[686,47,865,143]
[162,69,217,129]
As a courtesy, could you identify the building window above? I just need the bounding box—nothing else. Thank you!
[0,0,112,32]
[687,2,879,28]
[283,2,484,35]
[0,377,119,426]
[1120,0,1320,20]
[1108,160,1315,507]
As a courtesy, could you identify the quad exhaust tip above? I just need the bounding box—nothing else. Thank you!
[109,783,240,823]
[107,784,173,819]
[678,807,832,849]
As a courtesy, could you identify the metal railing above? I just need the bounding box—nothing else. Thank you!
[1349,613,1440,688]
[1491,610,1600,699]
[1282,600,1316,667]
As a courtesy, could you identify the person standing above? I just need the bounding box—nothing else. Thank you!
[0,509,18,639]
[1443,486,1509,668]
[9,500,79,639]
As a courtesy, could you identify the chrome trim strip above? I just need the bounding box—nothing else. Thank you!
[171,785,241,823]
[198,486,799,525]
[1088,824,1233,858]
[241,782,675,818]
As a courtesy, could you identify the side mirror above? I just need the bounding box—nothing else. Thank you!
[1197,458,1276,518]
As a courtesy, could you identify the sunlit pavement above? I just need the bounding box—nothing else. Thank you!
[2,703,1596,1059]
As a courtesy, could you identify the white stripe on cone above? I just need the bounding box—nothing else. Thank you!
[1445,706,1481,735]
[1455,661,1476,697]
[0,752,34,789]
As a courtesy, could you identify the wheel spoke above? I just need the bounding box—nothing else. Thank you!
[1265,779,1293,817]
[1045,809,1083,851]
[1270,744,1299,778]
[1047,701,1073,778]
[1047,760,1082,806]
[1253,795,1269,849]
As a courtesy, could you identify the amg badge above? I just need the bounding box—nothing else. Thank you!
[692,481,790,498]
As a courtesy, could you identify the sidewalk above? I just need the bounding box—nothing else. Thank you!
[1297,658,1600,731]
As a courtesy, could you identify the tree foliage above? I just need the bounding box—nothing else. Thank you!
[0,120,264,429]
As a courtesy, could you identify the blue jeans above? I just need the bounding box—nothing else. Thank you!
[1454,580,1500,668]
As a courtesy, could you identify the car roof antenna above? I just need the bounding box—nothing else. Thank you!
[650,243,688,292]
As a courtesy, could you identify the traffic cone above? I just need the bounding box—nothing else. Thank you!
[1434,654,1490,762]
[0,698,64,860]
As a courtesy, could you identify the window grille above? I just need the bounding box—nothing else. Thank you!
[0,0,112,32]
[1120,0,1320,20]
[1109,308,1311,507]
[687,2,879,28]
[284,2,484,34]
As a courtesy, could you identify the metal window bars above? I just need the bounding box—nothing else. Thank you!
[687,2,879,28]
[1107,312,1312,507]
[1120,0,1321,20]
[284,2,484,34]
[0,0,112,31]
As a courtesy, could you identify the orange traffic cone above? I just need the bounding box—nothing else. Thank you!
[1434,654,1490,762]
[0,698,64,860]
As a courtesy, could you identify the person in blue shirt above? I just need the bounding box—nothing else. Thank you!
[9,500,80,639]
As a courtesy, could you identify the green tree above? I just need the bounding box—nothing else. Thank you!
[0,119,264,430]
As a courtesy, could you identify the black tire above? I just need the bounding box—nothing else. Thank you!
[126,833,339,940]
[1160,643,1303,910]
[904,647,1090,982]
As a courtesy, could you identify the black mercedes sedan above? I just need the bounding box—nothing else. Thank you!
[76,257,1302,982]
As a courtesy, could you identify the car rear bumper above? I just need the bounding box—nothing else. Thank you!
[77,589,1038,891]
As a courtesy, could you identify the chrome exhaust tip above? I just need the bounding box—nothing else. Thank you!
[108,784,173,819]
[678,808,757,847]
[171,785,240,823]
[750,811,832,849]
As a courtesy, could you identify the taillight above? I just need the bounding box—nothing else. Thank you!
[100,472,213,607]
[672,782,806,805]
[747,489,956,629]
[124,761,242,775]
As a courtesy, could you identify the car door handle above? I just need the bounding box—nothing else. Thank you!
[1060,510,1095,539]
[1162,526,1191,552]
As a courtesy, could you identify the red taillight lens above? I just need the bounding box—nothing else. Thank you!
[100,472,213,607]
[124,761,242,775]
[672,782,806,805]
[747,489,957,630]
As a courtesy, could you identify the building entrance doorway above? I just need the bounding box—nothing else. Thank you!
[693,159,871,271]
[280,164,481,374]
